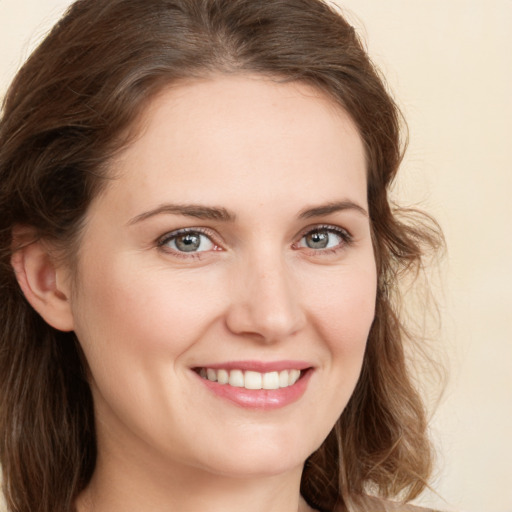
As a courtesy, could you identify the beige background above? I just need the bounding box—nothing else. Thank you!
[1,1,511,511]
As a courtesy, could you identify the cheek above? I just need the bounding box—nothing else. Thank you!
[306,261,377,372]
[71,261,223,362]
[292,261,376,443]
[69,261,226,440]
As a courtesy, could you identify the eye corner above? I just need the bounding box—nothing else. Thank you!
[156,227,223,257]
[294,224,353,253]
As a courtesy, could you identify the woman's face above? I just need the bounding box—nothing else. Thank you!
[68,75,376,478]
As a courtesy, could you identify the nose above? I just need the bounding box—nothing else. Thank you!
[224,252,306,343]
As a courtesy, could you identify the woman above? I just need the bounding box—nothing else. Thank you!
[0,1,443,511]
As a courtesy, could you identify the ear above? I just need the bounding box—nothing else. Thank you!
[11,227,75,332]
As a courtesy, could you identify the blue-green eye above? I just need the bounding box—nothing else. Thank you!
[159,230,215,253]
[298,228,349,250]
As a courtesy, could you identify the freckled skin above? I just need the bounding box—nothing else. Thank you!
[70,75,377,512]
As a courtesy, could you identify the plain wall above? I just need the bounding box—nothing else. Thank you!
[1,1,511,511]
[335,2,512,511]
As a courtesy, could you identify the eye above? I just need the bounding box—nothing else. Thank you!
[158,229,216,254]
[297,227,351,251]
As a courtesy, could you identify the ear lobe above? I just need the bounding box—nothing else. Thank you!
[11,232,75,332]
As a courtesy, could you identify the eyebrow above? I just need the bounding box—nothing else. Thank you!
[298,200,368,219]
[128,199,368,226]
[128,203,236,225]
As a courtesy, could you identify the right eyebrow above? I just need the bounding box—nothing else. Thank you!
[298,200,368,219]
[127,203,237,226]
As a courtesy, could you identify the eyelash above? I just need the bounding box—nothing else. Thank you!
[294,224,353,255]
[157,227,220,259]
[156,224,353,258]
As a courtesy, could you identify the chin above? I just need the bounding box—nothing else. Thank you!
[190,426,321,479]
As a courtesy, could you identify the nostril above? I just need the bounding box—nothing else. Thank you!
[224,263,306,341]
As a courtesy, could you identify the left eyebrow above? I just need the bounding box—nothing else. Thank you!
[127,203,236,225]
[298,200,368,219]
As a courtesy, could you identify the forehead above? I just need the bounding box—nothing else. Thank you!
[100,75,367,216]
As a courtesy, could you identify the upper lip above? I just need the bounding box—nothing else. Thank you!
[193,360,312,373]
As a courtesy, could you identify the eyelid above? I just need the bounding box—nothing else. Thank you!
[155,223,353,257]
[157,227,223,253]
[297,223,353,240]
[294,224,353,252]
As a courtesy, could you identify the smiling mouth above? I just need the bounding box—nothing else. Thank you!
[195,368,304,390]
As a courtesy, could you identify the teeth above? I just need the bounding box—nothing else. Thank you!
[263,371,279,390]
[289,369,301,384]
[198,368,303,389]
[217,369,229,384]
[244,371,262,390]
[229,369,244,388]
[278,370,289,388]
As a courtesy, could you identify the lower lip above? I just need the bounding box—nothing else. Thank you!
[195,369,313,410]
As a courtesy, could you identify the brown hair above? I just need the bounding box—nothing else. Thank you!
[0,1,443,511]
